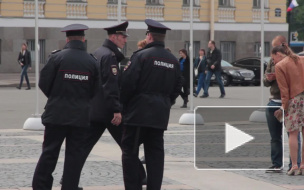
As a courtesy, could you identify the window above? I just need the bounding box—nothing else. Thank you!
[253,0,268,8]
[184,41,200,58]
[219,0,233,7]
[27,39,46,64]
[220,41,235,63]
[108,0,118,3]
[67,0,87,2]
[146,0,161,5]
[254,42,270,57]
[183,0,199,6]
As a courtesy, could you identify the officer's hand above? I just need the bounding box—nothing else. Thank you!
[20,63,24,66]
[211,65,215,70]
[111,113,122,126]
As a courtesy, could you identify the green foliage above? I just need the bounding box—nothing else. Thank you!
[290,0,304,41]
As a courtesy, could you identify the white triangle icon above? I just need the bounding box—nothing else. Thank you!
[225,123,254,154]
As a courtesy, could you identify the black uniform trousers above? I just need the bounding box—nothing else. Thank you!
[79,123,146,182]
[122,125,165,190]
[32,125,88,190]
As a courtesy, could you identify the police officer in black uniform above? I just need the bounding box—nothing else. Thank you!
[79,21,146,183]
[121,19,182,190]
[32,24,98,190]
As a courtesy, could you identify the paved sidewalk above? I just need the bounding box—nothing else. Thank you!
[0,126,301,190]
[0,73,35,87]
[1,81,304,189]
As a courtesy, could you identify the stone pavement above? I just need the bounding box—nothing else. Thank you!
[0,77,304,189]
[1,125,302,190]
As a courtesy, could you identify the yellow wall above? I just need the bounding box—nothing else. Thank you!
[0,0,286,23]
[87,0,107,19]
[1,0,23,17]
[45,0,66,18]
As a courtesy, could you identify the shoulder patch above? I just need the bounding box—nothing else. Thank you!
[124,61,132,71]
[111,65,118,76]
[90,53,97,61]
[51,50,61,54]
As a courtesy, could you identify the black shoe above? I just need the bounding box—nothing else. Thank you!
[200,94,209,98]
[180,104,187,108]
[265,165,283,173]
[142,177,147,185]
[25,87,31,90]
[16,86,21,90]
[193,93,197,97]
[140,156,146,164]
[60,176,83,190]
[219,94,225,98]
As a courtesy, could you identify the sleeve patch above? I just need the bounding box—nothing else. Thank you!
[90,53,97,61]
[51,50,61,54]
[124,61,132,71]
[111,65,118,76]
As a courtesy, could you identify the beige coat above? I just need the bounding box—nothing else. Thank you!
[275,56,304,110]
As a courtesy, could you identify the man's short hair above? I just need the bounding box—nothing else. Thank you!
[209,40,216,46]
[150,32,165,42]
[67,36,84,41]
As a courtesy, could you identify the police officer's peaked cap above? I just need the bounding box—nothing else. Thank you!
[145,19,171,34]
[61,24,89,37]
[104,21,129,36]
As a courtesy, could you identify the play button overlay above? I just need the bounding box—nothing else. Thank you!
[225,123,254,154]
[194,106,284,170]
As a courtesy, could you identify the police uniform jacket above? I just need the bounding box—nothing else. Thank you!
[121,41,182,130]
[39,40,99,128]
[206,47,222,71]
[89,39,124,124]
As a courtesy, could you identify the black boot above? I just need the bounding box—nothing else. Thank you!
[180,97,188,108]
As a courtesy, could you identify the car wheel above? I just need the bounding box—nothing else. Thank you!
[221,74,230,87]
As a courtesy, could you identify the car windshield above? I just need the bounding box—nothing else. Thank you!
[221,60,233,67]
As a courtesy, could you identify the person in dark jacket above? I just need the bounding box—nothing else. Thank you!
[193,48,207,97]
[202,40,225,98]
[17,43,31,90]
[120,19,182,190]
[32,24,99,190]
[78,21,146,185]
[179,49,190,108]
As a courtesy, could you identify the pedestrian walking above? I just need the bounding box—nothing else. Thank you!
[193,48,207,97]
[202,40,225,98]
[76,21,147,185]
[16,43,31,90]
[179,49,190,108]
[120,19,182,190]
[272,44,304,176]
[32,24,99,190]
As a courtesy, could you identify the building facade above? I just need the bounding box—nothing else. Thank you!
[0,0,287,72]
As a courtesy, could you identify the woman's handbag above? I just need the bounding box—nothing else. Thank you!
[194,58,202,77]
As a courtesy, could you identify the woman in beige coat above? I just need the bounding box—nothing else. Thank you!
[272,44,304,175]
